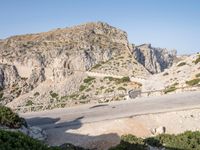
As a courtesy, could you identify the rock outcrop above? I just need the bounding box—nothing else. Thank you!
[132,44,177,74]
[0,22,146,107]
[0,22,181,110]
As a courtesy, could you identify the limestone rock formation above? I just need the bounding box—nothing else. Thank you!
[132,44,177,74]
[0,22,145,108]
[0,22,180,110]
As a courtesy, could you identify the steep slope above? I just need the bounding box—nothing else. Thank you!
[0,22,149,109]
[142,53,200,92]
[132,44,177,74]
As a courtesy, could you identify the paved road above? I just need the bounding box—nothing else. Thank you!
[21,91,200,129]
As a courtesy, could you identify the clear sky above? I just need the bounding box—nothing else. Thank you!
[0,0,200,54]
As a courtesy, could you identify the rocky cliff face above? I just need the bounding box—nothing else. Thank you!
[0,22,129,82]
[0,22,178,110]
[0,22,144,107]
[132,44,177,74]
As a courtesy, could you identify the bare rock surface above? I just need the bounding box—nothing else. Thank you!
[132,44,177,74]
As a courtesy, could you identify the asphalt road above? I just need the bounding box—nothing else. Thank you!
[21,91,200,129]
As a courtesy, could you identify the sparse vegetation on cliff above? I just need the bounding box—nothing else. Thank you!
[186,78,200,86]
[0,105,26,128]
[194,55,200,64]
[177,62,186,67]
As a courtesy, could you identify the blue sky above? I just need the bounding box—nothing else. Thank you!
[0,0,200,54]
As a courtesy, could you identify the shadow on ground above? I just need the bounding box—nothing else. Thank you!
[26,116,120,150]
[26,117,186,150]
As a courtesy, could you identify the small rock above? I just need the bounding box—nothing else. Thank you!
[29,126,47,141]
[151,126,166,135]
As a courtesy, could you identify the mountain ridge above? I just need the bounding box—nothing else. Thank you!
[0,22,197,111]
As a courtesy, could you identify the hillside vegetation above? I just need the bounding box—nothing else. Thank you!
[110,131,200,150]
[0,129,86,150]
[0,105,26,128]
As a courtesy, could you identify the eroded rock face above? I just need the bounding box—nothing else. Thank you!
[0,64,19,89]
[0,22,179,109]
[0,22,133,106]
[132,44,177,74]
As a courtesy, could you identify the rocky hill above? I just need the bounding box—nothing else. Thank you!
[132,43,177,74]
[142,53,200,92]
[0,22,188,111]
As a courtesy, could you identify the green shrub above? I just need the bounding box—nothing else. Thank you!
[117,87,126,91]
[50,91,59,98]
[60,95,69,101]
[91,63,101,69]
[0,130,51,150]
[26,100,34,106]
[110,134,147,150]
[110,131,200,150]
[69,93,79,99]
[194,55,200,64]
[146,131,200,150]
[195,73,200,78]
[34,92,40,96]
[83,76,95,83]
[105,88,114,93]
[120,77,130,82]
[177,62,186,67]
[79,94,88,100]
[104,76,130,84]
[186,78,200,86]
[79,85,87,92]
[0,105,26,128]
[0,130,85,150]
[163,72,169,76]
[164,86,177,94]
[0,92,3,99]
[85,88,91,92]
[104,76,115,81]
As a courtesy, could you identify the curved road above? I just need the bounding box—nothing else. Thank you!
[21,91,200,129]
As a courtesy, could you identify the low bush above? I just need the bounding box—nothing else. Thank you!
[34,92,40,96]
[195,73,200,78]
[194,55,200,64]
[109,134,147,150]
[0,105,26,128]
[26,100,34,106]
[117,87,126,91]
[0,129,51,150]
[50,91,59,98]
[0,92,3,99]
[110,131,200,150]
[120,77,130,83]
[146,131,200,150]
[69,93,79,99]
[186,78,200,86]
[0,130,87,150]
[83,76,95,83]
[79,85,87,92]
[177,62,186,67]
[163,72,169,76]
[91,63,101,69]
[163,86,177,94]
